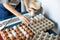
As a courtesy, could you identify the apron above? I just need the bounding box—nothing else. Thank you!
[0,3,21,21]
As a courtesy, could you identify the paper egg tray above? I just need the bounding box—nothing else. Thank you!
[28,14,55,33]
[32,31,58,40]
[0,24,34,40]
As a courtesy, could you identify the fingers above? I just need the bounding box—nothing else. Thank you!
[23,15,30,26]
[22,20,28,26]
[23,17,29,26]
[24,15,30,22]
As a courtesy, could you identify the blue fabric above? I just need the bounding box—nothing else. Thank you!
[0,3,21,21]
[15,3,21,13]
[46,29,57,35]
[0,4,10,20]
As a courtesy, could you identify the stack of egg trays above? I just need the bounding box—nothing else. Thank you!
[28,14,55,34]
[32,31,58,40]
[0,24,34,40]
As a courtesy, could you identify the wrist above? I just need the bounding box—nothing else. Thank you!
[26,6,29,9]
[18,15,23,19]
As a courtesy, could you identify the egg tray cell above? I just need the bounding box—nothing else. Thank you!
[0,24,34,40]
[32,31,58,40]
[28,14,55,33]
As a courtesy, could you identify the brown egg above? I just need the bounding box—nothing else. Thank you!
[3,34,6,37]
[19,33,23,37]
[27,30,31,33]
[4,37,8,40]
[18,24,22,27]
[16,31,19,34]
[19,31,22,33]
[20,24,23,26]
[3,30,6,33]
[8,37,11,40]
[17,36,20,40]
[19,37,22,40]
[21,36,26,40]
[15,28,19,31]
[11,37,15,40]
[15,38,19,40]
[10,28,14,31]
[24,27,28,31]
[3,33,8,37]
[29,32,33,36]
[7,31,11,34]
[1,32,5,35]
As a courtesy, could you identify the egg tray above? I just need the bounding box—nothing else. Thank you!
[0,24,34,40]
[28,14,55,33]
[32,31,58,40]
[0,14,55,40]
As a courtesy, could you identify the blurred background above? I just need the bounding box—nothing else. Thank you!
[0,0,60,36]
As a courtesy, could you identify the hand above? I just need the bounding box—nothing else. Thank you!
[26,8,35,16]
[19,15,30,26]
[26,8,31,12]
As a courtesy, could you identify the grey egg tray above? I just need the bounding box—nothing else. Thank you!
[32,31,58,40]
[28,14,55,34]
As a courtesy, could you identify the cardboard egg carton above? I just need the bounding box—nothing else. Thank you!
[32,31,58,40]
[28,14,55,33]
[0,24,34,40]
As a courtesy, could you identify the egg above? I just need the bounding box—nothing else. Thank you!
[10,28,13,31]
[13,26,17,29]
[2,34,6,37]
[16,38,19,40]
[21,36,26,40]
[16,30,20,34]
[29,32,33,36]
[15,35,20,40]
[25,28,28,31]
[11,37,15,40]
[4,37,8,40]
[17,24,21,28]
[19,33,23,37]
[23,26,26,29]
[27,30,31,33]
[16,28,19,31]
[6,30,11,35]
[3,30,6,33]
[20,38,22,40]
[26,34,30,38]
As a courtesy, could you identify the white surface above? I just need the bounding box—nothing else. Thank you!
[42,0,60,32]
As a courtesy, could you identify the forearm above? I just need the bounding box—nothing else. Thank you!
[3,3,22,19]
[24,0,29,9]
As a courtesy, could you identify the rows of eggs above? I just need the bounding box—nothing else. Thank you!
[0,24,34,40]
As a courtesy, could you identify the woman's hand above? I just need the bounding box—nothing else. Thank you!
[19,15,30,26]
[26,8,35,16]
[26,8,34,12]
[26,8,31,12]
